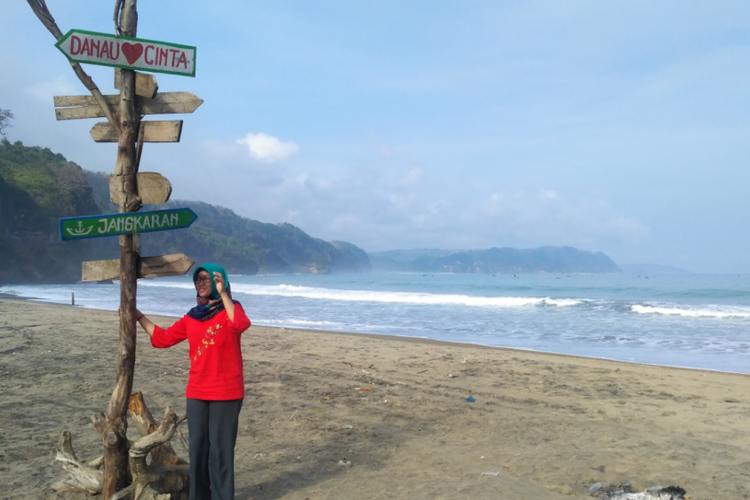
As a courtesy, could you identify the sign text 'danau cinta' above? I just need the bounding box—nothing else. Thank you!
[56,30,196,77]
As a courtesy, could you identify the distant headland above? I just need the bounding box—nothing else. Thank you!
[368,247,620,274]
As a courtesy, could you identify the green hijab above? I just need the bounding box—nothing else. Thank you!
[192,263,230,301]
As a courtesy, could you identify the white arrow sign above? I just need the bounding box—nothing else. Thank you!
[55,30,196,77]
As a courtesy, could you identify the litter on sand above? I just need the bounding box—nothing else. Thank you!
[590,482,687,500]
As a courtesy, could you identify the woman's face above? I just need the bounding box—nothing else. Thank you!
[194,270,213,299]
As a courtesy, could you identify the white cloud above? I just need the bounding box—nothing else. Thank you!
[237,132,299,163]
[480,190,649,246]
[26,75,77,103]
[538,189,558,200]
[398,166,424,187]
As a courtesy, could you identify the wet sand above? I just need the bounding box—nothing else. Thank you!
[0,298,749,499]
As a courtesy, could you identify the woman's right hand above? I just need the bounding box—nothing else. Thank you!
[117,307,144,321]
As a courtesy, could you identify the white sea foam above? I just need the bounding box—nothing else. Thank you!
[258,319,335,326]
[138,281,194,290]
[632,304,750,319]
[226,283,581,308]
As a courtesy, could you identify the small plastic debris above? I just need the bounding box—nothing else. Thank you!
[342,425,353,430]
[296,455,302,460]
[338,459,352,468]
[355,387,373,391]
[466,395,475,403]
[447,373,457,378]
[589,482,602,493]
[481,471,499,476]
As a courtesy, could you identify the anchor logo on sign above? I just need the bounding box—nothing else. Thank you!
[66,220,94,237]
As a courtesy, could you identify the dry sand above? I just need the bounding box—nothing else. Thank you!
[0,298,749,499]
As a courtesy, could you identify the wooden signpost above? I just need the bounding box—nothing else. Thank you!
[82,253,195,282]
[56,29,197,77]
[115,71,158,98]
[90,120,183,143]
[109,172,172,205]
[60,207,198,241]
[54,91,203,120]
[27,0,201,497]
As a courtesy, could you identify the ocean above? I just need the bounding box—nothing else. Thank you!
[2,272,749,374]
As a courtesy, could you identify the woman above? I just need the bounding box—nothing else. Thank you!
[135,263,251,500]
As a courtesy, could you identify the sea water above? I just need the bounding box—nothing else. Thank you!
[2,272,749,374]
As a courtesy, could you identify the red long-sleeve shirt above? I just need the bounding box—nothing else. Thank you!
[151,303,251,400]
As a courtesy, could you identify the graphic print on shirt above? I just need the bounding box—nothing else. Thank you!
[192,323,223,361]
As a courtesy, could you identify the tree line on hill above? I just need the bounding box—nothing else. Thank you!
[0,139,370,284]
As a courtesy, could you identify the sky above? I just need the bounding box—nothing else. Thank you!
[2,1,750,272]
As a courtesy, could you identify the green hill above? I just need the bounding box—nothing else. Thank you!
[0,139,102,283]
[369,246,620,274]
[0,140,370,284]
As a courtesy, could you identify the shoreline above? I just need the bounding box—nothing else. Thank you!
[2,296,748,378]
[1,298,749,499]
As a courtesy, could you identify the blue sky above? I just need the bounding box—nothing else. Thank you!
[2,1,750,272]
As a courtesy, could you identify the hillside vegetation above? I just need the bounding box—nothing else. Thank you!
[0,140,370,283]
[0,139,101,283]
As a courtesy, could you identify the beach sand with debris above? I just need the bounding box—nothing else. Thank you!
[0,298,748,499]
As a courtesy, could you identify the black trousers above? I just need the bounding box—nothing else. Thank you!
[186,398,244,500]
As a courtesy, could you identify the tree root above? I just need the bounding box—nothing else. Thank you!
[52,393,189,500]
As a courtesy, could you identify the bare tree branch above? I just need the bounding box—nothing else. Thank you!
[114,0,124,35]
[26,0,119,128]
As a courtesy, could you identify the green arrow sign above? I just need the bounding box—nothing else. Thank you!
[60,208,198,241]
[55,30,196,77]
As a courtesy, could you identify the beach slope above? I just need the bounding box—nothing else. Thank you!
[0,299,748,499]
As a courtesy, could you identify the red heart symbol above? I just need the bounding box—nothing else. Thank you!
[122,42,144,65]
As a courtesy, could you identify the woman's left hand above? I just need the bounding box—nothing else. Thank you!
[213,271,226,295]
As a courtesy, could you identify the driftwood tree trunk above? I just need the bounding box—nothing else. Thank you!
[25,0,139,493]
[51,431,104,495]
[53,395,189,499]
[27,1,193,497]
[118,407,189,500]
[104,0,144,496]
[128,392,187,468]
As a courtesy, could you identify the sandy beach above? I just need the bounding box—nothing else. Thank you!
[0,298,749,499]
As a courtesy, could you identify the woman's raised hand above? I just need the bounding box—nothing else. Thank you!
[213,271,226,295]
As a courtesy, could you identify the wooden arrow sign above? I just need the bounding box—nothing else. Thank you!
[109,172,172,205]
[55,30,196,77]
[90,120,182,143]
[115,71,159,98]
[82,253,195,282]
[55,92,203,120]
[60,207,198,241]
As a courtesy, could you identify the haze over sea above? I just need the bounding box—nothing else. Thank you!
[3,272,750,374]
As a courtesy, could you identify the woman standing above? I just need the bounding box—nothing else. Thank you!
[134,263,251,500]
